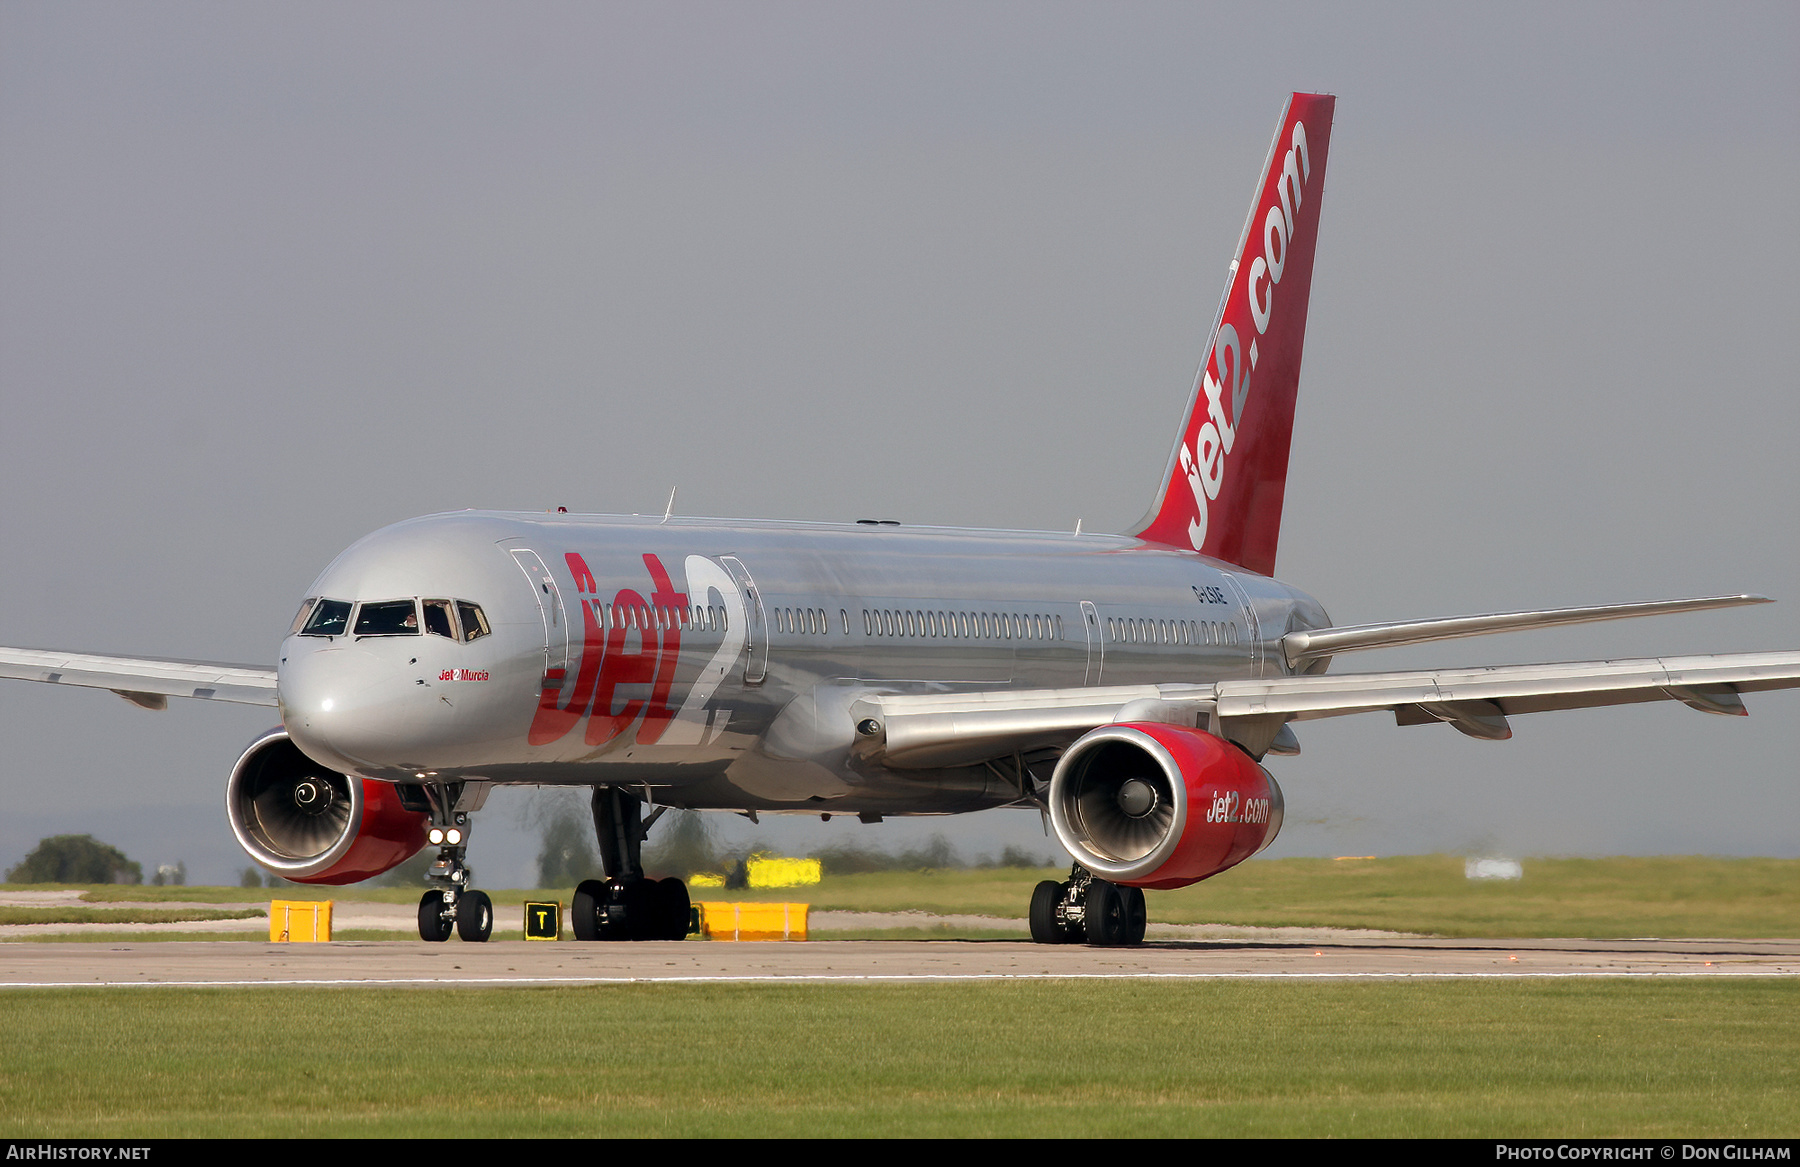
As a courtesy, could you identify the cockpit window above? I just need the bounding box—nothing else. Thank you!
[289,598,318,635]
[299,599,352,637]
[457,601,491,642]
[354,599,421,637]
[422,599,456,639]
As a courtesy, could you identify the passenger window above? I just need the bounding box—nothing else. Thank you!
[422,600,455,639]
[355,600,421,637]
[300,599,352,638]
[457,602,491,642]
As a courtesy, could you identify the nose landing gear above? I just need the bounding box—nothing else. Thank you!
[414,782,494,943]
[1029,864,1147,946]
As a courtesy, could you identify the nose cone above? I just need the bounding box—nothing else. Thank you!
[280,641,433,775]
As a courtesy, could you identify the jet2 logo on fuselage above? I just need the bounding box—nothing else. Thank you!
[528,551,740,750]
[528,552,690,748]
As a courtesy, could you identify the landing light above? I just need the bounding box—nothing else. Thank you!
[428,828,445,845]
[446,828,463,845]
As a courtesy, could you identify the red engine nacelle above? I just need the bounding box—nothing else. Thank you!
[1048,722,1283,890]
[226,729,429,885]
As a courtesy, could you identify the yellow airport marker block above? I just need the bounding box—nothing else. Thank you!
[524,901,561,940]
[269,900,332,942]
[746,857,821,888]
[695,901,808,941]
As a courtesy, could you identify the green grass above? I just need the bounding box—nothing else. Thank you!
[1145,855,1800,938]
[61,885,437,905]
[0,981,1793,1137]
[11,854,1798,939]
[701,855,1800,938]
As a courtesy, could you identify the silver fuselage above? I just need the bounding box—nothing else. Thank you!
[278,511,1328,814]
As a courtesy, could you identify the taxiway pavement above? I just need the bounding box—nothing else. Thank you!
[2,935,1795,987]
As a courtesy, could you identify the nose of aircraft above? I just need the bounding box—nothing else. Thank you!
[280,641,431,774]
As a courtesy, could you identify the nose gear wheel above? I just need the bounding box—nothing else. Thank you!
[413,782,493,942]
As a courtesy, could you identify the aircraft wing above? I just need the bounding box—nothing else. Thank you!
[0,647,278,709]
[851,650,1800,766]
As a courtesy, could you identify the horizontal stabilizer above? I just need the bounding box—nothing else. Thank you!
[0,647,278,707]
[1280,595,1770,670]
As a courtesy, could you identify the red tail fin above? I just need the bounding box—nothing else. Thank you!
[1134,93,1334,576]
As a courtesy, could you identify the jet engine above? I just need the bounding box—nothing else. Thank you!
[1048,722,1283,890]
[226,728,429,885]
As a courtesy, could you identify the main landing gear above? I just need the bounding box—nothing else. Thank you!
[1030,864,1146,947]
[415,782,494,943]
[570,786,691,942]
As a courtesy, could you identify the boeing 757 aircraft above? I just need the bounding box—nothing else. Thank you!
[4,93,1797,945]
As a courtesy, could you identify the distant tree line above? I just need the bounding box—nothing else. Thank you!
[6,835,142,884]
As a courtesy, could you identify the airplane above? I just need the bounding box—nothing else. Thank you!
[4,92,1797,946]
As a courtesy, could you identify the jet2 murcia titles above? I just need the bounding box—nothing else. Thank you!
[4,92,1797,946]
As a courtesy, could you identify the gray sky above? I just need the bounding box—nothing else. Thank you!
[2,2,1796,884]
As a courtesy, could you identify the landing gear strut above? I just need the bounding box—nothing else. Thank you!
[1029,864,1146,947]
[570,786,691,941]
[415,782,493,942]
